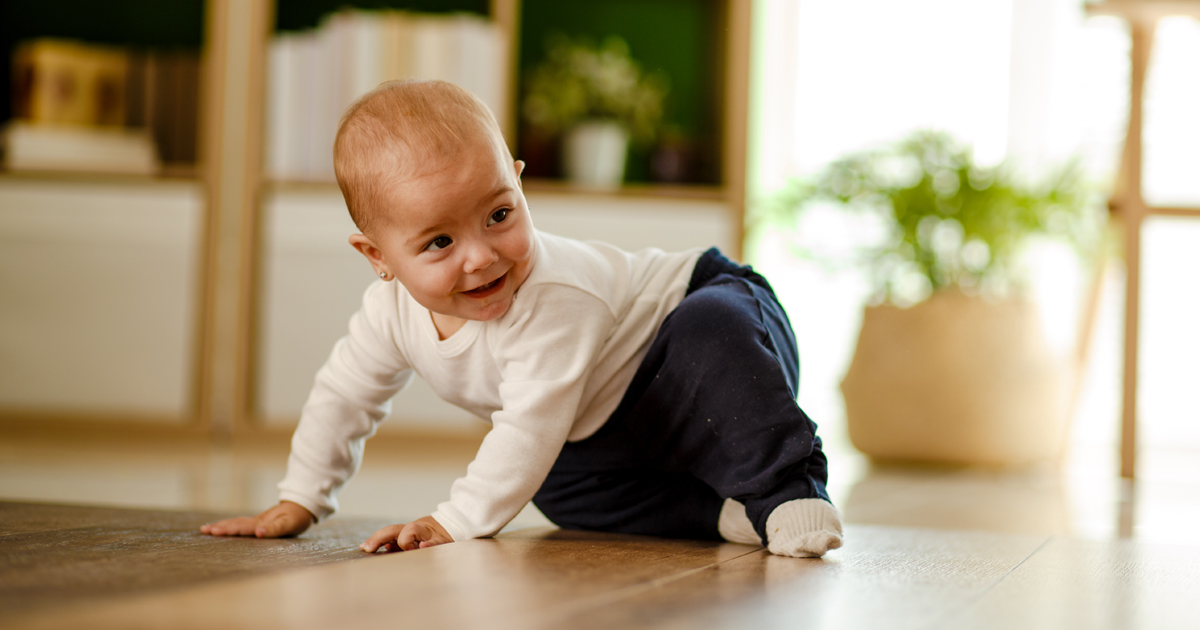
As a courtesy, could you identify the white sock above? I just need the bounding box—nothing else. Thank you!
[765,498,843,558]
[717,498,761,546]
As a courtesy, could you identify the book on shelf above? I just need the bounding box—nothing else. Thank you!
[2,121,158,175]
[131,51,201,166]
[265,10,506,182]
[12,40,129,128]
[7,38,199,174]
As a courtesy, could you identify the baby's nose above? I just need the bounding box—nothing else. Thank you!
[463,244,499,273]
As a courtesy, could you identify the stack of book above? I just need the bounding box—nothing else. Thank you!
[4,39,200,175]
[126,51,201,168]
[266,10,506,182]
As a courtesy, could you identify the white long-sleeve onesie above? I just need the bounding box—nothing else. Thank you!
[278,231,702,542]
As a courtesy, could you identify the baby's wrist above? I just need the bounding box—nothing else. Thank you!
[279,500,316,522]
[419,515,453,542]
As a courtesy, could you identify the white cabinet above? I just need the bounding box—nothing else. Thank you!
[0,177,203,419]
[255,184,735,431]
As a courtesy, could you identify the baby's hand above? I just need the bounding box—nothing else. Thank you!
[200,501,315,538]
[360,515,453,553]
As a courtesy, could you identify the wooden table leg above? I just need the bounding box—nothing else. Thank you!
[1117,20,1155,480]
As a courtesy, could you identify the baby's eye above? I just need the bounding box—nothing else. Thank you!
[426,235,452,251]
[487,208,510,226]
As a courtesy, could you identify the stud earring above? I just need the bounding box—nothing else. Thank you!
[379,271,388,279]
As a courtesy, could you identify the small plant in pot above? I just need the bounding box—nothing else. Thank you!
[522,34,668,189]
[769,131,1100,465]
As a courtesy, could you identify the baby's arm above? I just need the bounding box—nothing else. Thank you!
[355,287,611,551]
[200,501,315,538]
[203,282,412,540]
[359,515,452,552]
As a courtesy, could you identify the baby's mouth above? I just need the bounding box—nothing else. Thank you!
[462,273,507,299]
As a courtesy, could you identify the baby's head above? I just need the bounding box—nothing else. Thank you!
[336,80,535,328]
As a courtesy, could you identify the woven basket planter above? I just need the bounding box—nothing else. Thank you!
[841,291,1071,466]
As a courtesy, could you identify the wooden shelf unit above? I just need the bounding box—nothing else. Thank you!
[265,176,728,201]
[520,178,727,201]
[0,0,752,442]
[259,0,749,220]
[246,0,750,434]
[0,166,200,185]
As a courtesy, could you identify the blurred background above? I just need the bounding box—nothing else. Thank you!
[0,0,1197,542]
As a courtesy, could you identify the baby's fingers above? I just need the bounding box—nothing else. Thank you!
[398,522,444,551]
[397,523,421,551]
[200,517,257,537]
[254,513,298,538]
[360,524,404,553]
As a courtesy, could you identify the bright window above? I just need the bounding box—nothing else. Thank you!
[747,0,1200,457]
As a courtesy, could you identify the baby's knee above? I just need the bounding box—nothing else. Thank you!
[668,280,763,344]
[669,279,801,381]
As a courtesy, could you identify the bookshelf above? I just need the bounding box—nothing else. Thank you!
[252,0,749,433]
[0,0,752,441]
[257,0,748,218]
[0,1,209,435]
[1,1,206,174]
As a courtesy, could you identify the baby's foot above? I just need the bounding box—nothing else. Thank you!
[765,498,843,558]
[718,498,762,546]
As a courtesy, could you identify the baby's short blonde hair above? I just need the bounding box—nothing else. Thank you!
[334,79,509,233]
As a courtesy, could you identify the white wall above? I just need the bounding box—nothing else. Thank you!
[0,178,203,419]
[256,186,736,432]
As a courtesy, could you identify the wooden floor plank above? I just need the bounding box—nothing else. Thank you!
[559,525,1051,630]
[6,521,1053,630]
[7,527,757,630]
[0,501,394,615]
[7,501,1197,630]
[941,536,1200,630]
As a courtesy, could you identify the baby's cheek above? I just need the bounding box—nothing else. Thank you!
[417,268,458,297]
[503,230,536,282]
[406,274,457,311]
[515,228,536,260]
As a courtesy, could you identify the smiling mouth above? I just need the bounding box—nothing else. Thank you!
[462,273,507,299]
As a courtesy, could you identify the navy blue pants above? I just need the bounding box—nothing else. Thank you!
[532,248,831,543]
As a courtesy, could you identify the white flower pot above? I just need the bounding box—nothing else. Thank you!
[841,291,1071,466]
[563,120,628,189]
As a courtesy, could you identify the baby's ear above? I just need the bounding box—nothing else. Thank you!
[349,233,386,268]
[513,159,525,182]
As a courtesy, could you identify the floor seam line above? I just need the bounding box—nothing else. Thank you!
[919,534,1054,630]
[531,546,767,624]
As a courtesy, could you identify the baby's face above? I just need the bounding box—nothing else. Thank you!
[361,136,535,324]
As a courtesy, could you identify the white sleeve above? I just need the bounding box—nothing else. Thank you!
[430,286,614,541]
[277,281,413,521]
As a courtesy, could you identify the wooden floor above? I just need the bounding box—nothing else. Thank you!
[3,431,1200,629]
[3,501,1199,629]
[0,502,392,616]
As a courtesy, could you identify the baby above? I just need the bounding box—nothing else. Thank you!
[201,79,842,557]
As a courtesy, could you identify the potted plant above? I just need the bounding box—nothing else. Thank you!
[522,34,668,189]
[769,132,1099,465]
